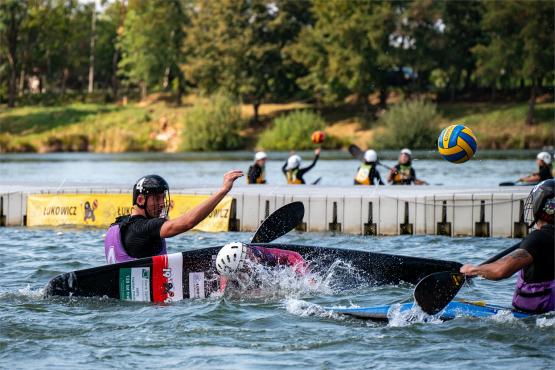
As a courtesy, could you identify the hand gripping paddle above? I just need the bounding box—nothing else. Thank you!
[414,241,522,315]
[250,201,305,243]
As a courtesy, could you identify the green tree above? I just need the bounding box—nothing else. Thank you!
[288,0,395,111]
[118,0,187,100]
[473,0,555,124]
[184,0,310,122]
[0,0,27,107]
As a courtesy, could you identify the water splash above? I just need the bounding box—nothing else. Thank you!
[284,298,342,320]
[222,258,364,300]
[536,316,555,328]
[387,303,443,327]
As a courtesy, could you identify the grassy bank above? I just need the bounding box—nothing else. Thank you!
[0,96,553,153]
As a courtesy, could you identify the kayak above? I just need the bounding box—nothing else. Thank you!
[44,244,461,302]
[330,300,531,321]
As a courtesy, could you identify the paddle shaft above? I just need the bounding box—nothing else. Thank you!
[477,241,522,267]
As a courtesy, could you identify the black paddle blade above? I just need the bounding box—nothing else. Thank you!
[414,272,466,315]
[348,144,364,161]
[250,201,305,244]
[499,182,516,187]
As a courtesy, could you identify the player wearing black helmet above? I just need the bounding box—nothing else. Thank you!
[460,179,555,313]
[104,170,243,263]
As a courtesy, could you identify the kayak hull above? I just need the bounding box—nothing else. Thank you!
[44,244,462,302]
[331,300,531,321]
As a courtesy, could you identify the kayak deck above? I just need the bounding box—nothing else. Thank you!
[330,300,531,321]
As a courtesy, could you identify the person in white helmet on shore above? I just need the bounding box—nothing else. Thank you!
[215,242,307,291]
[519,152,553,184]
[247,151,268,184]
[282,148,321,184]
[354,149,384,185]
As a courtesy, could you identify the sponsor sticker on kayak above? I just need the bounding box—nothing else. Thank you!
[188,272,205,299]
[152,253,184,303]
[119,267,151,302]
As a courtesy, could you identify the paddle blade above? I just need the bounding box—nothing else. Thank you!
[414,272,466,315]
[499,182,516,187]
[250,201,305,244]
[348,144,364,161]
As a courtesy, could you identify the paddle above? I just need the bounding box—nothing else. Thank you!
[250,201,305,243]
[414,241,522,315]
[499,181,537,187]
[311,177,322,185]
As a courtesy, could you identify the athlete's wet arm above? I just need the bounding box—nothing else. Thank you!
[460,249,533,280]
[299,154,319,175]
[281,162,287,174]
[519,173,540,183]
[160,170,243,237]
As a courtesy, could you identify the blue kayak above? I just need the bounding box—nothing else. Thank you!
[330,300,531,321]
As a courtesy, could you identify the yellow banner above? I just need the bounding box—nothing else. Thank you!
[26,193,231,232]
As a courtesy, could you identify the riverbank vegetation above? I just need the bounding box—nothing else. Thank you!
[0,0,553,152]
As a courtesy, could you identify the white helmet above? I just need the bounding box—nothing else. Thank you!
[364,149,377,163]
[400,148,412,157]
[286,154,302,170]
[216,242,248,276]
[537,151,552,165]
[254,151,267,162]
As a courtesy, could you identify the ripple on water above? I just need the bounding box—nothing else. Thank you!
[1,228,555,368]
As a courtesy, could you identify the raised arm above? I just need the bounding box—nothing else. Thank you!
[160,170,243,238]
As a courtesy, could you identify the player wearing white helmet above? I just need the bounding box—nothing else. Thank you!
[282,148,321,184]
[215,242,307,290]
[247,151,268,184]
[519,152,553,184]
[354,149,384,186]
[387,148,427,185]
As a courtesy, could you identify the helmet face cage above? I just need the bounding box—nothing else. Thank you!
[524,191,535,228]
[133,175,171,218]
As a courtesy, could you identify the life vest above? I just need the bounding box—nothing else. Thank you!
[355,163,373,185]
[286,169,302,184]
[247,165,265,184]
[392,164,412,185]
[104,216,167,264]
[512,270,555,313]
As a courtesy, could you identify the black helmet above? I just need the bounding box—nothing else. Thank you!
[132,175,170,217]
[524,179,555,227]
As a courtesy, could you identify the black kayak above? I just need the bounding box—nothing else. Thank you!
[44,244,461,303]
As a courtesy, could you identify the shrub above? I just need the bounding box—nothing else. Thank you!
[374,99,441,150]
[181,94,244,151]
[258,110,340,150]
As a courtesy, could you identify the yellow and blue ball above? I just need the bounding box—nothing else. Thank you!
[437,124,477,164]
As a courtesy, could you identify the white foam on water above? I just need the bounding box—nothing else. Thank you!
[284,298,342,320]
[223,258,360,300]
[536,316,555,328]
[387,303,443,327]
[487,309,518,324]
[0,284,45,301]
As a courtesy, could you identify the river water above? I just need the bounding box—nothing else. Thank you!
[0,150,544,189]
[0,229,554,369]
[1,151,554,369]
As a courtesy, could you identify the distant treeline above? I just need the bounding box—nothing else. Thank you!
[0,0,553,123]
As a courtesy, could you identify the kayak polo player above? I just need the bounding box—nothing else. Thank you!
[104,171,243,264]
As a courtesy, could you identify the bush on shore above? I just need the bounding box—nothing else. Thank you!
[181,94,245,151]
[374,99,441,150]
[258,110,341,150]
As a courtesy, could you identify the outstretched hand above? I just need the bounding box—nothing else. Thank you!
[315,148,321,156]
[221,170,243,192]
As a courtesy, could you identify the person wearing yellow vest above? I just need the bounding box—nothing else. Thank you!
[282,148,320,184]
[354,149,384,185]
[387,148,427,185]
[247,151,267,184]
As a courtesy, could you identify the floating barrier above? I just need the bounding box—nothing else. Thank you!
[0,185,531,237]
